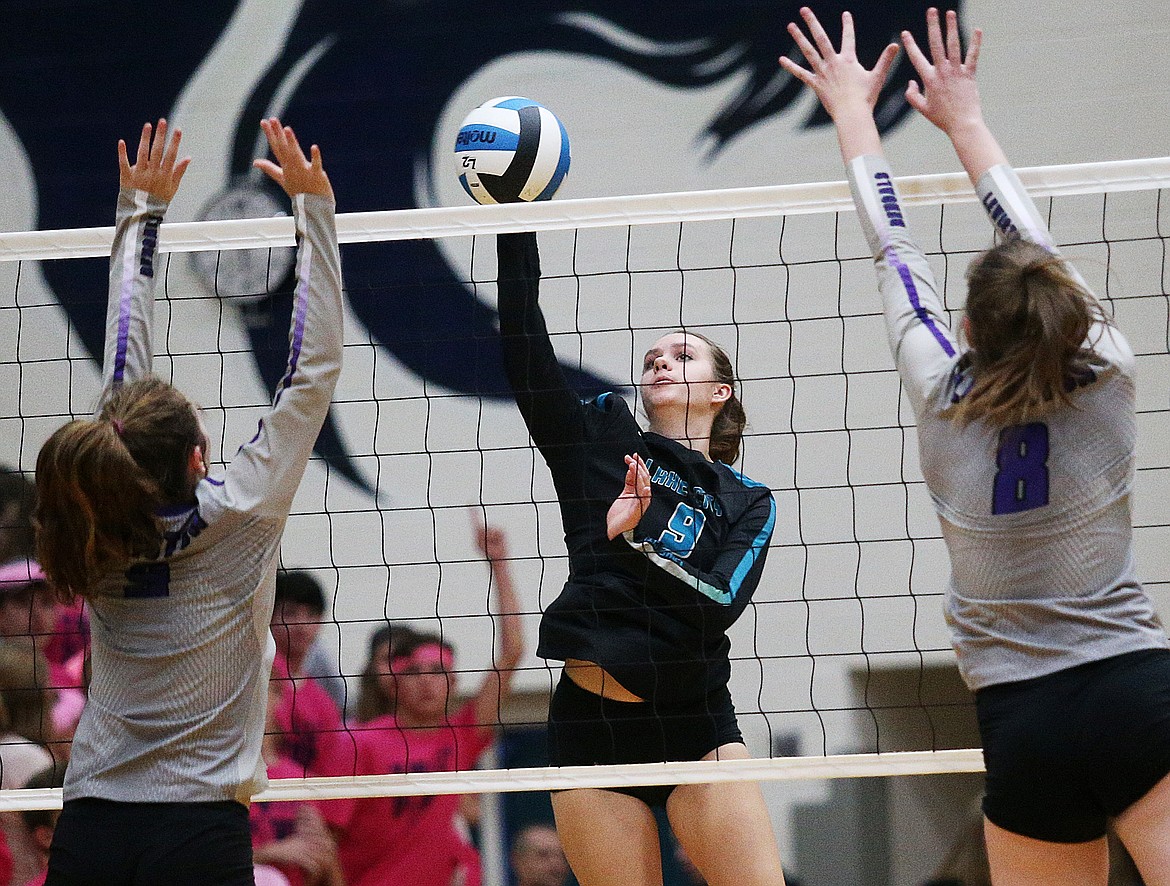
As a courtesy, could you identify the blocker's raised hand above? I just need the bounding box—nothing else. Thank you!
[902,8,985,136]
[254,117,334,202]
[779,8,899,121]
[118,119,191,202]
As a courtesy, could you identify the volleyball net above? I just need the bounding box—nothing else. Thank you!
[0,158,1168,812]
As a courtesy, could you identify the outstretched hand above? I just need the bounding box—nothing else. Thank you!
[902,8,984,135]
[253,117,334,201]
[779,8,899,122]
[118,119,191,202]
[607,454,652,541]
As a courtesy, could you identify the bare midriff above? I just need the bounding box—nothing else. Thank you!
[564,659,645,702]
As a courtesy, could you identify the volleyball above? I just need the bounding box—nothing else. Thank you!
[454,97,570,205]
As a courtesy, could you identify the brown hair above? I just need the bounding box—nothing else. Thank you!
[34,377,203,600]
[685,331,747,464]
[354,622,421,723]
[945,239,1106,428]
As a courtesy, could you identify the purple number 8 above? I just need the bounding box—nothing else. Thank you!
[992,422,1050,515]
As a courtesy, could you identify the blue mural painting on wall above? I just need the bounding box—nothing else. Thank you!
[0,0,962,490]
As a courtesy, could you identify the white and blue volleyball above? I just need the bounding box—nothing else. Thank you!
[454,97,570,204]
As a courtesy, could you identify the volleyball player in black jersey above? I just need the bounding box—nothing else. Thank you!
[497,234,785,886]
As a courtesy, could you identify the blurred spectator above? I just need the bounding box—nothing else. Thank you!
[271,653,341,778]
[16,765,64,886]
[272,571,345,711]
[252,668,344,886]
[0,811,11,886]
[511,823,569,886]
[41,598,88,680]
[0,560,87,758]
[317,521,524,886]
[271,572,343,775]
[0,647,57,886]
[353,622,418,724]
[0,467,35,566]
[0,560,57,649]
[0,645,56,788]
[923,804,1143,886]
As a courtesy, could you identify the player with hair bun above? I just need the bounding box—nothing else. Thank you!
[783,7,1170,884]
[496,231,786,886]
[34,117,342,885]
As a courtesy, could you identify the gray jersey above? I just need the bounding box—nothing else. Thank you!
[65,187,343,804]
[848,155,1166,691]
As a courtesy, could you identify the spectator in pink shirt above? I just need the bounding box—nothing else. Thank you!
[271,571,346,713]
[252,668,343,886]
[318,521,524,886]
[0,560,87,758]
[270,653,341,778]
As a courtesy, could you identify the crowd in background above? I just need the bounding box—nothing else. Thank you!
[0,464,569,886]
[0,462,1150,885]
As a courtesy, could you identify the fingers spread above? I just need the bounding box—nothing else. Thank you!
[904,80,927,114]
[802,6,837,58]
[162,126,182,171]
[840,10,856,55]
[945,9,962,63]
[901,30,932,79]
[149,119,168,165]
[926,7,946,64]
[966,28,983,70]
[283,125,307,162]
[136,122,151,168]
[779,56,815,87]
[172,156,193,185]
[873,43,900,86]
[787,21,821,69]
[252,157,284,187]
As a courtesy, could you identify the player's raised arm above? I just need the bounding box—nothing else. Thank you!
[901,10,1111,328]
[782,8,957,416]
[102,120,191,394]
[225,118,342,518]
[900,9,1005,187]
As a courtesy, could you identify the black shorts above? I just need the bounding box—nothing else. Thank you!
[46,798,254,886]
[547,671,743,808]
[977,647,1170,843]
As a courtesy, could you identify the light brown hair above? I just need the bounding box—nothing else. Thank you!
[354,622,421,723]
[685,331,747,464]
[945,239,1106,428]
[34,377,203,600]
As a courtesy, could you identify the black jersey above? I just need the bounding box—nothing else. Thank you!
[497,232,776,706]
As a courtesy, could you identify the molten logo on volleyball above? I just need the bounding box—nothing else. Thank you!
[454,97,570,204]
